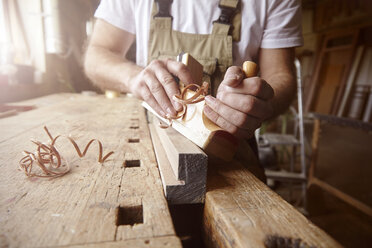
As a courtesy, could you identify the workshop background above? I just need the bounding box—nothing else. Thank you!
[0,0,371,247]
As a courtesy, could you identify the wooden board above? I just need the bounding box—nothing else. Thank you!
[0,94,180,247]
[203,156,341,248]
[149,121,207,204]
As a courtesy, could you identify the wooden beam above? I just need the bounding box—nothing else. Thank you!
[149,121,207,204]
[203,157,341,248]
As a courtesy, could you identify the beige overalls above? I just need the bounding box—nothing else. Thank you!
[147,0,265,181]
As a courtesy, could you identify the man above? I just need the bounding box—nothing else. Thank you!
[84,0,303,178]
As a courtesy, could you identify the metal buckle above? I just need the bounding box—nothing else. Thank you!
[154,0,173,19]
[213,4,236,30]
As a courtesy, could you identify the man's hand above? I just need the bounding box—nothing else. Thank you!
[203,66,274,138]
[127,59,195,118]
[85,20,196,119]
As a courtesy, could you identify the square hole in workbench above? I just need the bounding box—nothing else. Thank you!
[116,205,143,226]
[128,138,140,143]
[129,126,139,129]
[123,159,141,167]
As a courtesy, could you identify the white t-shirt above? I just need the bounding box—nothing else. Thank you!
[95,0,303,67]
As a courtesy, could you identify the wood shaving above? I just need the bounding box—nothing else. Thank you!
[160,82,209,128]
[19,126,114,178]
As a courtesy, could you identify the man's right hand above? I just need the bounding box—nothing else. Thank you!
[85,20,195,118]
[127,59,195,118]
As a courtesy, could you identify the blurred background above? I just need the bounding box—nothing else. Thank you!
[0,0,371,247]
[0,0,100,102]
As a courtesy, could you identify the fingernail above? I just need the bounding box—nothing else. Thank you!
[227,74,241,80]
[160,110,166,117]
[236,74,243,80]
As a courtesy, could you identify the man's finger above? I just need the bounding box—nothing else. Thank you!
[220,66,245,88]
[203,105,255,139]
[153,63,183,111]
[216,92,273,120]
[139,85,166,118]
[143,69,177,117]
[165,59,195,85]
[220,77,274,100]
[204,95,261,131]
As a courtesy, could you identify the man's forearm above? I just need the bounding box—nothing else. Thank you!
[84,45,142,93]
[265,71,296,118]
[259,48,297,119]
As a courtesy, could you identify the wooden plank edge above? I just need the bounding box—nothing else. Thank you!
[149,123,207,204]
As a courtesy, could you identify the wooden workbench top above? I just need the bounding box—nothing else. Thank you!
[0,93,341,248]
[0,93,181,247]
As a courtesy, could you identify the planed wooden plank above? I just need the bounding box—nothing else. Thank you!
[149,122,207,204]
[149,124,185,192]
[0,94,178,247]
[203,157,342,248]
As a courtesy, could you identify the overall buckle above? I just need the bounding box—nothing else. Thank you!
[213,5,236,30]
[154,0,173,19]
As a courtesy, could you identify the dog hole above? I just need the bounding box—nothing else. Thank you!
[116,205,143,226]
[123,160,141,168]
[129,126,139,129]
[128,138,140,143]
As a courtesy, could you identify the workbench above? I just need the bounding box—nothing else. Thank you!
[0,93,341,247]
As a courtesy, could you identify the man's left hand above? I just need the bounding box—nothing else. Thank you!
[203,66,274,139]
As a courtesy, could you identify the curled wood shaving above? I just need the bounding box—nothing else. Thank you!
[19,126,114,178]
[160,82,209,128]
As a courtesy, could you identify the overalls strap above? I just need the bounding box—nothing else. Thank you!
[212,0,240,36]
[151,0,173,30]
[153,0,173,19]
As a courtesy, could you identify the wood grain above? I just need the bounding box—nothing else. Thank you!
[203,156,341,248]
[0,94,180,247]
